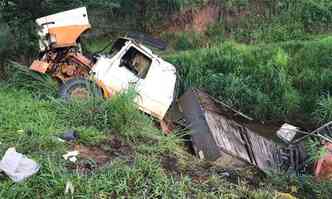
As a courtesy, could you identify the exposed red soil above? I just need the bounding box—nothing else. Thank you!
[167,3,220,33]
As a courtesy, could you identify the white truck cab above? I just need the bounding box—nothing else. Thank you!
[32,7,177,121]
[93,38,177,120]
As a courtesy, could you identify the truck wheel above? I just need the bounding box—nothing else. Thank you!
[59,78,102,101]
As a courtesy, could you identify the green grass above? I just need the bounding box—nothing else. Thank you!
[1,82,332,198]
[1,84,318,198]
[166,36,332,126]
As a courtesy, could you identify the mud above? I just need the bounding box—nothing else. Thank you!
[67,135,133,174]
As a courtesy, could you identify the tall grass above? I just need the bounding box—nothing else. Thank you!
[2,78,332,198]
[54,88,166,143]
[314,94,332,124]
[167,37,332,124]
[4,61,58,98]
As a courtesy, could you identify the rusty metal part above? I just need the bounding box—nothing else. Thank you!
[61,63,76,76]
[66,52,93,69]
[30,47,93,82]
[30,60,50,73]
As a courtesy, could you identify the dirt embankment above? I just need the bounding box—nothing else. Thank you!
[167,3,220,33]
[165,1,271,33]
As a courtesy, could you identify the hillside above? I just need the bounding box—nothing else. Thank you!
[1,84,332,198]
[1,0,332,198]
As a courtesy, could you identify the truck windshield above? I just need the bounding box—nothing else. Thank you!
[121,47,152,79]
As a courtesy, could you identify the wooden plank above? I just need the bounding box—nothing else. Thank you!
[205,111,252,163]
[246,129,283,171]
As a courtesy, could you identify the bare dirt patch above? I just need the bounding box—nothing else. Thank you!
[167,3,220,33]
[67,135,134,174]
[161,155,180,175]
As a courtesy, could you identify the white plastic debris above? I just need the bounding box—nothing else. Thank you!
[69,156,77,163]
[57,138,65,143]
[65,181,75,194]
[63,151,79,163]
[277,123,299,143]
[0,148,40,182]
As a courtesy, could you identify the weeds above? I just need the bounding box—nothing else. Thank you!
[4,61,58,98]
[266,172,332,199]
[167,37,332,123]
[2,85,277,198]
[55,88,159,142]
[314,94,332,124]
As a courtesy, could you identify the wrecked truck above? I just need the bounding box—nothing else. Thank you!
[30,7,176,121]
[30,7,311,174]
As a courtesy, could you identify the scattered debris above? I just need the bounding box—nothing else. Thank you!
[0,148,40,182]
[63,151,79,163]
[65,181,75,195]
[66,136,133,174]
[57,138,65,143]
[277,123,300,143]
[292,121,332,144]
[60,129,79,142]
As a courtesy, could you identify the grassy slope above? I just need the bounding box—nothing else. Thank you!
[167,36,332,127]
[2,37,332,198]
[0,85,284,198]
[1,84,332,198]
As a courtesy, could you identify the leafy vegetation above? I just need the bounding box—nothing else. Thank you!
[1,84,332,198]
[1,0,332,198]
[167,37,332,124]
[0,85,270,198]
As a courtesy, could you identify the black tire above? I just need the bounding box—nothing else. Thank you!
[59,78,103,101]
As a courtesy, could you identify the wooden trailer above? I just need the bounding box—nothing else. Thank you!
[177,89,306,173]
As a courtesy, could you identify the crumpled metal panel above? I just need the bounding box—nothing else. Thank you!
[177,88,306,173]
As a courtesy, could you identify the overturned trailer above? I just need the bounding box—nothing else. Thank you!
[177,89,307,173]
